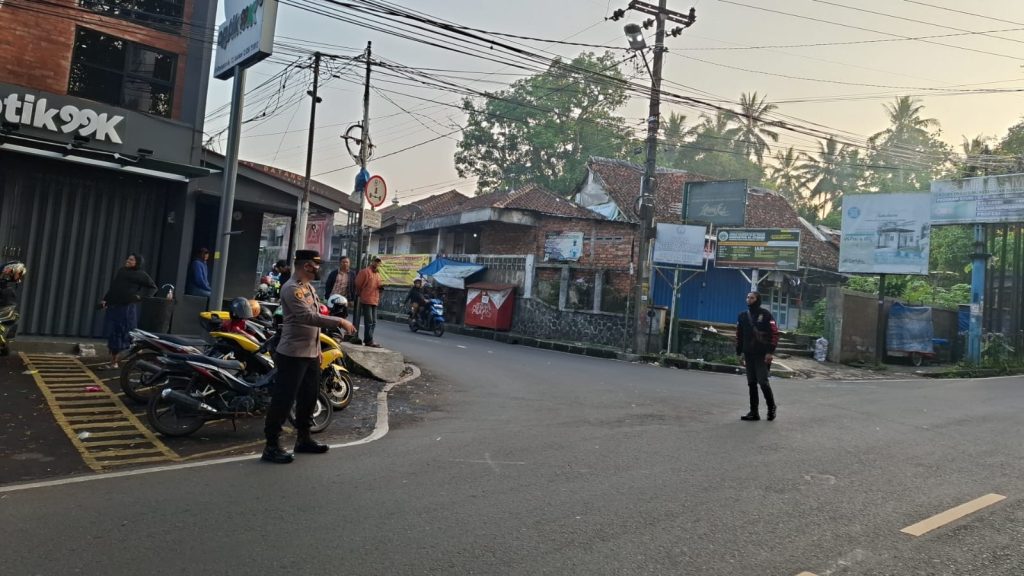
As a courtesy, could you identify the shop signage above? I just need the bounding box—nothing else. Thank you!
[0,92,124,143]
[931,173,1024,225]
[683,179,747,226]
[544,232,584,262]
[840,192,931,275]
[214,0,279,80]
[653,223,707,267]
[715,228,800,271]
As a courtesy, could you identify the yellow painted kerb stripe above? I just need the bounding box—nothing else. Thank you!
[901,493,1006,537]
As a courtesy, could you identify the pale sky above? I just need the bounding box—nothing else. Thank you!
[204,0,1024,207]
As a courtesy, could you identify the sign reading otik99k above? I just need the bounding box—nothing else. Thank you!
[715,228,801,271]
[214,0,279,80]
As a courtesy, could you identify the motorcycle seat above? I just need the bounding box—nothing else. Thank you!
[166,353,243,372]
[151,333,209,348]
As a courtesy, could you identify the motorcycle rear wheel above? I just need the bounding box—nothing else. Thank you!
[146,380,206,437]
[289,391,333,433]
[121,350,164,404]
[322,365,352,410]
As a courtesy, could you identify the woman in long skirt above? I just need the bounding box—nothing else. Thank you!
[101,253,156,368]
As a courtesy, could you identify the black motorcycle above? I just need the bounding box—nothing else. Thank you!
[0,305,19,356]
[146,353,332,437]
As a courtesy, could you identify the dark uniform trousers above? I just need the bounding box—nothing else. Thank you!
[264,353,320,440]
[744,353,776,412]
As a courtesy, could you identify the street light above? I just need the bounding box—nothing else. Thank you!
[624,23,647,50]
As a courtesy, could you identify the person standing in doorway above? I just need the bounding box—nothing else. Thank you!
[354,256,384,347]
[736,291,779,421]
[101,253,156,369]
[324,255,355,301]
[185,247,211,297]
[263,249,354,464]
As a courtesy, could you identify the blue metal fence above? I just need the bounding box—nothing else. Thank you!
[652,265,750,324]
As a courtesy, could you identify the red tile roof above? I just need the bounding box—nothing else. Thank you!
[457,184,605,220]
[584,157,712,223]
[378,190,471,228]
[745,188,838,271]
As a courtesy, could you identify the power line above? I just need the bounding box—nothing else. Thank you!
[902,0,1024,27]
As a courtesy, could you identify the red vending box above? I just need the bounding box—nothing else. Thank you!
[464,283,516,330]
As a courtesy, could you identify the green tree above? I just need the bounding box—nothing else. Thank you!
[959,134,992,177]
[454,52,631,195]
[866,96,952,191]
[797,137,848,218]
[734,91,780,166]
[666,110,764,182]
[765,146,806,206]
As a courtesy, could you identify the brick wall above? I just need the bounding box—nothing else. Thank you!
[479,217,636,270]
[0,0,195,120]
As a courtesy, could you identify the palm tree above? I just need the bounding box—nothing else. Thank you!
[798,137,848,217]
[960,134,991,177]
[868,96,941,190]
[870,96,939,147]
[735,92,780,166]
[690,110,741,154]
[766,147,806,206]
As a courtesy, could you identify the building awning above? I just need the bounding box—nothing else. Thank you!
[0,131,216,181]
[418,258,485,289]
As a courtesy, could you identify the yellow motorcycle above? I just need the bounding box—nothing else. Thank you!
[200,311,352,410]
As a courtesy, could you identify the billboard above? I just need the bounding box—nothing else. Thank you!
[931,173,1024,225]
[840,192,931,275]
[653,223,707,267]
[377,254,432,286]
[715,228,800,271]
[544,232,584,262]
[683,180,747,226]
[214,0,279,80]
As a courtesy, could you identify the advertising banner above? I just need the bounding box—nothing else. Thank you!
[840,192,931,275]
[378,254,432,286]
[931,173,1024,225]
[652,223,707,267]
[304,214,330,257]
[683,180,747,226]
[715,228,800,270]
[215,0,279,79]
[544,232,584,262]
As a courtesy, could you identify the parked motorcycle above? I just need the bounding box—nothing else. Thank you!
[120,329,212,403]
[0,305,19,357]
[408,297,445,337]
[146,353,332,437]
[201,308,353,410]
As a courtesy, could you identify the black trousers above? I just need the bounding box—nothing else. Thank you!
[264,353,320,440]
[744,353,776,412]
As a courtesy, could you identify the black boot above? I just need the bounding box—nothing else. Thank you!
[261,437,294,464]
[740,411,760,421]
[294,431,329,454]
[767,405,777,421]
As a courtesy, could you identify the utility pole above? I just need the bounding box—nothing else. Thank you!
[349,42,372,336]
[210,66,246,311]
[293,51,323,254]
[614,0,696,355]
[354,41,372,268]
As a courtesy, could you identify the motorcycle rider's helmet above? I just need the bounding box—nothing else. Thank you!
[1,261,26,283]
[413,277,423,285]
[327,294,347,310]
[229,297,254,320]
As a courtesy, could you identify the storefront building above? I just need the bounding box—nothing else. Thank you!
[0,0,218,336]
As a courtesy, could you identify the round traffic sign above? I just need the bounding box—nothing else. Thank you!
[364,175,387,208]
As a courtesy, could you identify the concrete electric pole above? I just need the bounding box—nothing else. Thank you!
[613,0,696,354]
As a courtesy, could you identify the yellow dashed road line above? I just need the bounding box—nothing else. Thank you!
[20,353,181,471]
[901,493,1006,537]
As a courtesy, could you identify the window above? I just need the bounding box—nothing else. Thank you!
[377,236,395,255]
[79,0,185,31]
[68,27,176,117]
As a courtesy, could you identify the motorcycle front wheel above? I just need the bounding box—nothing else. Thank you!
[408,316,419,332]
[289,391,333,433]
[146,379,206,437]
[322,364,352,410]
[432,318,445,337]
[121,350,163,404]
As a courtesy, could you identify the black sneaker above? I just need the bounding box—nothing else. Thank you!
[767,407,777,421]
[294,438,330,454]
[740,412,760,421]
[261,445,294,464]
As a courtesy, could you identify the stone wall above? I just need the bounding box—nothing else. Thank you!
[510,297,628,348]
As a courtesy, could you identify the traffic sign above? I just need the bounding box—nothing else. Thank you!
[362,208,382,229]
[364,175,387,208]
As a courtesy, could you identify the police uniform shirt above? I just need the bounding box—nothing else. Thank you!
[276,278,339,358]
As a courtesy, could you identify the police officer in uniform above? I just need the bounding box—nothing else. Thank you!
[263,249,355,464]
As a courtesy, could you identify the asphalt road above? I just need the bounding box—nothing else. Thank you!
[2,320,1023,575]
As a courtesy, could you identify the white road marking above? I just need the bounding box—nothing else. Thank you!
[0,365,421,494]
[901,493,1006,536]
